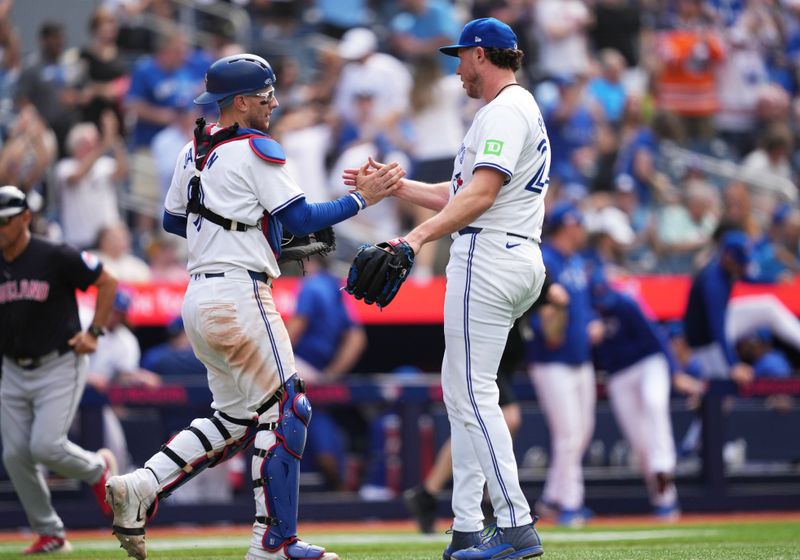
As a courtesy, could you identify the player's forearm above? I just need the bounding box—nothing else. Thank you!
[91,268,118,331]
[393,179,450,211]
[405,187,494,251]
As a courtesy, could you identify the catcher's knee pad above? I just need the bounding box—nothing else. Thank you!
[252,374,312,551]
[148,409,277,500]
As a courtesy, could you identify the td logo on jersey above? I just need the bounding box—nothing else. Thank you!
[483,139,504,156]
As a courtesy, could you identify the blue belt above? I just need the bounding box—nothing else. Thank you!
[458,226,528,240]
[198,270,270,283]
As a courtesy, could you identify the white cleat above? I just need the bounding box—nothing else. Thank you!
[244,551,340,560]
[105,471,157,560]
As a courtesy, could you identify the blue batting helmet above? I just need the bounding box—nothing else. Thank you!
[194,54,276,105]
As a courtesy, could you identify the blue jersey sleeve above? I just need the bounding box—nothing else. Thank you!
[701,268,737,365]
[274,194,360,236]
[163,210,187,238]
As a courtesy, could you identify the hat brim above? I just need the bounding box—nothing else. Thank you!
[194,91,229,105]
[439,44,469,57]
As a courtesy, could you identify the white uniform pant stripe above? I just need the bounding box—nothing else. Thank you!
[462,234,517,525]
[251,279,287,385]
[529,362,595,511]
[443,232,544,531]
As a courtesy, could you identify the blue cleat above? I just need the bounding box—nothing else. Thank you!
[451,520,544,560]
[557,508,588,528]
[443,528,483,560]
[653,503,681,522]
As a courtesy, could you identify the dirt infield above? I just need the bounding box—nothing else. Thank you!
[0,511,797,543]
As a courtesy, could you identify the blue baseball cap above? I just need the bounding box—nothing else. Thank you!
[720,230,752,266]
[439,17,518,57]
[545,201,583,233]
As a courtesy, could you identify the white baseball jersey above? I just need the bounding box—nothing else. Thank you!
[450,85,550,241]
[165,128,304,279]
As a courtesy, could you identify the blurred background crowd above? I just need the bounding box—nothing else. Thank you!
[2,0,799,507]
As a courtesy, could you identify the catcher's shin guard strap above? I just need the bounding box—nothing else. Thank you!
[148,411,262,500]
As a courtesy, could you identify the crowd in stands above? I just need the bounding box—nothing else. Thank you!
[3,0,799,496]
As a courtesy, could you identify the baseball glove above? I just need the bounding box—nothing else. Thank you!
[277,226,336,264]
[345,238,415,308]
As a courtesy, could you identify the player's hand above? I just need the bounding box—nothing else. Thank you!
[672,371,707,398]
[354,160,405,207]
[342,156,387,187]
[69,331,99,354]
[731,362,755,386]
[587,319,605,345]
[546,283,570,308]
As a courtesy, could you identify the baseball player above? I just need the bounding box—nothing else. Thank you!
[0,185,119,554]
[350,18,548,560]
[683,229,754,384]
[526,202,600,528]
[590,275,699,519]
[103,54,402,560]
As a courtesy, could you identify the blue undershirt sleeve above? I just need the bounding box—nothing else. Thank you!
[163,211,187,238]
[274,195,360,236]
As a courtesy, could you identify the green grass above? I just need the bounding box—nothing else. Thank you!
[0,520,797,559]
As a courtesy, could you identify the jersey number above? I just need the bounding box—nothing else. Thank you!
[524,138,550,194]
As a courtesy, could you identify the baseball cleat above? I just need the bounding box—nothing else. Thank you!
[403,485,437,534]
[22,535,72,554]
[92,448,118,518]
[451,521,544,560]
[106,471,158,560]
[244,539,340,560]
[442,528,482,560]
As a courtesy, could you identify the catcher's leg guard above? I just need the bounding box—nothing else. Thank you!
[253,374,326,555]
[145,388,283,502]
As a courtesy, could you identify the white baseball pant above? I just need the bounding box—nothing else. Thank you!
[606,353,677,508]
[442,231,545,531]
[529,361,595,511]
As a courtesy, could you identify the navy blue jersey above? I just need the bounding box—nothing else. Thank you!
[525,244,593,365]
[293,271,356,371]
[1,236,102,358]
[683,257,736,365]
[593,291,678,375]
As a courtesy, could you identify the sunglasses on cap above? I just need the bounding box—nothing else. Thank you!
[245,89,275,105]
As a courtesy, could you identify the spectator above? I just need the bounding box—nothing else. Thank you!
[389,0,460,73]
[651,0,726,144]
[0,18,20,133]
[534,0,592,80]
[54,111,128,250]
[332,27,412,132]
[150,99,200,205]
[714,26,769,158]
[93,221,152,283]
[79,6,129,133]
[735,328,793,379]
[751,205,800,283]
[544,74,604,190]
[0,105,57,194]
[144,235,188,283]
[126,28,198,149]
[587,49,628,126]
[313,0,372,39]
[16,21,83,155]
[286,256,367,491]
[655,178,719,273]
[741,122,795,184]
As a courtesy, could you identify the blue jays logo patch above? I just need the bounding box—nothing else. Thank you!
[452,172,463,195]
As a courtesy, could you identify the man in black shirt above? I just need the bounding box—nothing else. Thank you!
[0,186,120,554]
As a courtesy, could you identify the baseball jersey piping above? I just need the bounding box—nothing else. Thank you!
[462,233,517,525]
[251,279,286,385]
[473,162,513,178]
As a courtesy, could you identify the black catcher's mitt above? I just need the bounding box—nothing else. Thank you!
[345,238,415,308]
[277,226,336,264]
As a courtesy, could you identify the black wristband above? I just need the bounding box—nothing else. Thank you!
[88,325,105,338]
